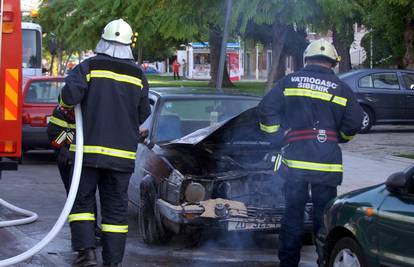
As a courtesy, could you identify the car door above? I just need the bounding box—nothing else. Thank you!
[377,193,414,267]
[128,95,157,206]
[357,72,405,121]
[400,72,414,120]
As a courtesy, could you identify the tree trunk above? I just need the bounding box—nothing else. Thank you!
[332,27,352,73]
[49,54,55,75]
[403,20,414,69]
[266,23,288,92]
[57,51,63,75]
[137,42,144,65]
[208,27,234,88]
[276,53,286,80]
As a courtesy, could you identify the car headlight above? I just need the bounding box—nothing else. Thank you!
[185,182,206,203]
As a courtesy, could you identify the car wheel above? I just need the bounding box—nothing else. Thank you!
[360,107,373,134]
[328,237,367,267]
[138,175,171,244]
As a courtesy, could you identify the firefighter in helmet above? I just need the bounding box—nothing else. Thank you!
[257,39,363,267]
[59,19,150,267]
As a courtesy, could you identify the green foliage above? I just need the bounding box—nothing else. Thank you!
[360,31,402,67]
[360,0,414,67]
[36,0,414,72]
[233,0,319,33]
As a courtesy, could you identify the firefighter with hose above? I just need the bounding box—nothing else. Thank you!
[59,19,150,267]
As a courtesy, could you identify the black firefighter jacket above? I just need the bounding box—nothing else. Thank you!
[258,64,363,186]
[60,54,151,173]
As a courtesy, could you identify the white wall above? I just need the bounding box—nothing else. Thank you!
[176,50,187,76]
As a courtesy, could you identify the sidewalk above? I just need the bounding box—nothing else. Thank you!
[340,151,412,195]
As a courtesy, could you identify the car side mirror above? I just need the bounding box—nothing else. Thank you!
[385,165,414,195]
[386,172,407,195]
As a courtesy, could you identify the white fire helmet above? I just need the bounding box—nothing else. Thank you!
[101,18,133,45]
[303,39,341,65]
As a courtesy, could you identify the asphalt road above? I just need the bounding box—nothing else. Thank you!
[0,153,317,267]
[341,125,414,158]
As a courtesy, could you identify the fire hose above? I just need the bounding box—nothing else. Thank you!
[0,104,83,266]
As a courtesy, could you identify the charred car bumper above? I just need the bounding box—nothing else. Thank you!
[157,198,313,232]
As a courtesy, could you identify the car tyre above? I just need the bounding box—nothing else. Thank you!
[138,175,171,244]
[328,237,367,267]
[360,106,373,134]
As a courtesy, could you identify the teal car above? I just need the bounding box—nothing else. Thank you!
[317,165,414,267]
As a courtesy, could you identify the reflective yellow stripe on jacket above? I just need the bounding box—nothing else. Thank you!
[59,97,73,109]
[49,116,76,129]
[68,213,95,223]
[340,131,354,141]
[87,70,143,89]
[101,224,128,233]
[284,88,348,107]
[283,158,343,172]
[332,96,348,106]
[274,154,282,172]
[259,123,280,133]
[69,145,136,160]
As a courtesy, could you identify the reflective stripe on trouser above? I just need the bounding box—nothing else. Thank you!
[68,213,95,223]
[70,166,131,264]
[101,224,128,233]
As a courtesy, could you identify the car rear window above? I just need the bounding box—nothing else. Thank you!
[154,98,259,142]
[25,80,65,103]
[358,73,400,90]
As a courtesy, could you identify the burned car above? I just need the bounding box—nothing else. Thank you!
[128,88,313,244]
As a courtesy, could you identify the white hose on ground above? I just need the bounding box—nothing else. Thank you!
[0,198,38,227]
[0,104,84,267]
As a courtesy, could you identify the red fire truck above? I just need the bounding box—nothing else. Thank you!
[0,0,22,177]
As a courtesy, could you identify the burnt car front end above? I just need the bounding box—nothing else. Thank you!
[139,108,313,235]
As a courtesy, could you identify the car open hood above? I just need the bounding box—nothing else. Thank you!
[160,107,268,148]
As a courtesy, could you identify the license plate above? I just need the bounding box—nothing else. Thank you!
[227,220,279,231]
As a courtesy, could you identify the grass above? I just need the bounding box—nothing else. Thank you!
[396,153,414,160]
[146,74,266,96]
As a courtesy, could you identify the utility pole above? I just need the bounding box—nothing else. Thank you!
[370,30,373,69]
[216,0,232,92]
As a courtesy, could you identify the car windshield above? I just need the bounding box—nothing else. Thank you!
[25,80,65,103]
[153,98,259,142]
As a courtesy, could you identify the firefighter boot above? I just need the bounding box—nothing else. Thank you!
[103,264,122,267]
[73,248,97,267]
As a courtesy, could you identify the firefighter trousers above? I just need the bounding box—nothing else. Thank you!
[278,176,337,267]
[69,166,131,264]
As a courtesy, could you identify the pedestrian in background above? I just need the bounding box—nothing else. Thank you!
[172,59,180,80]
[257,39,363,267]
[59,18,151,267]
